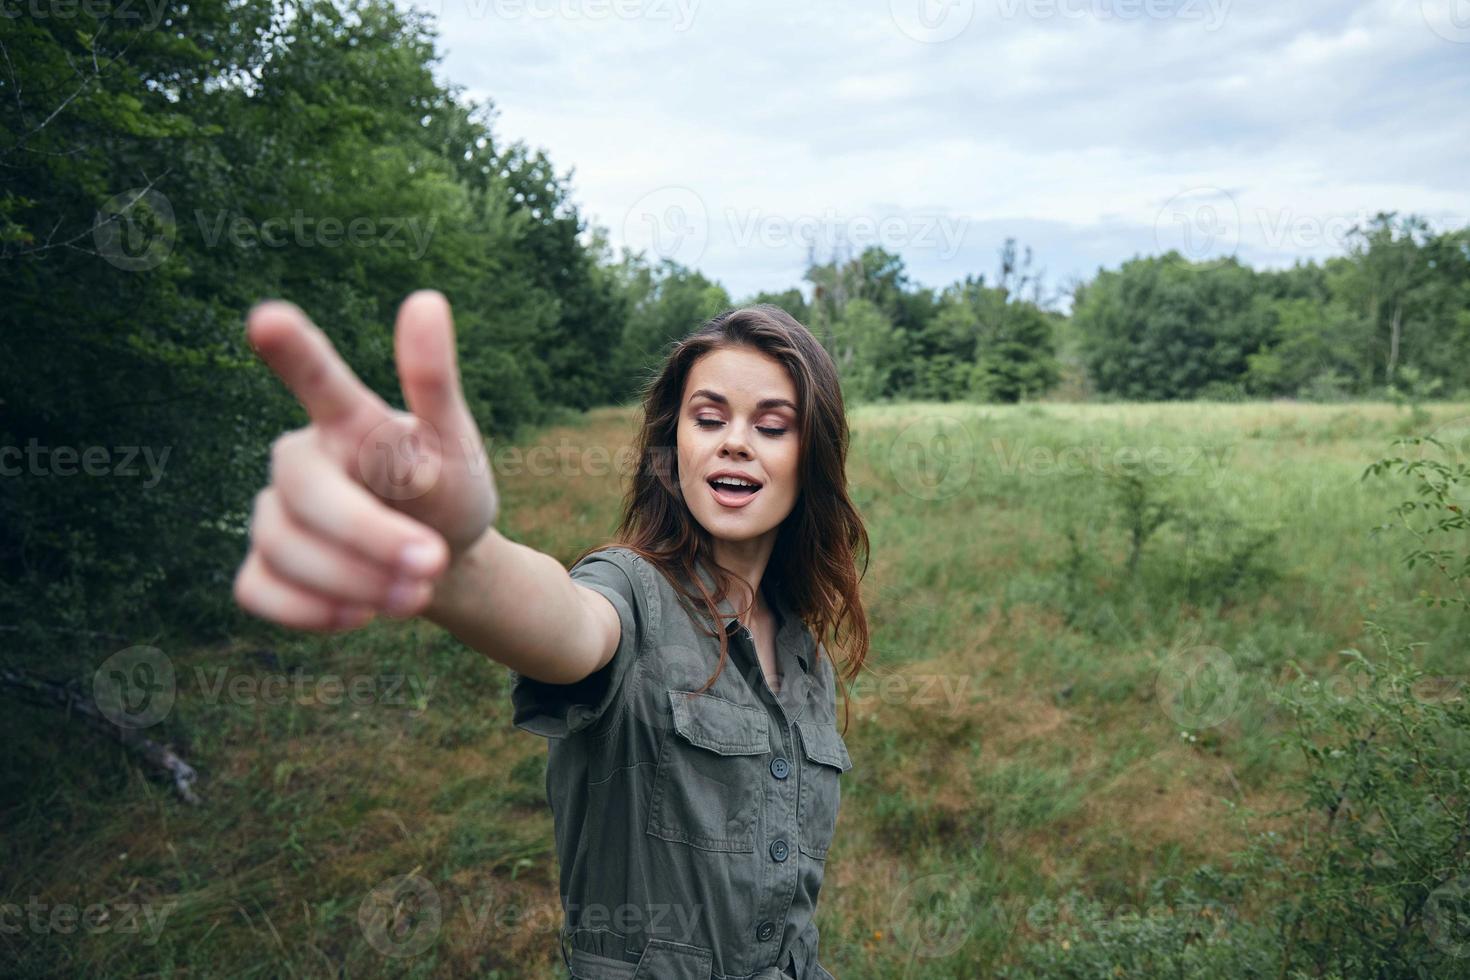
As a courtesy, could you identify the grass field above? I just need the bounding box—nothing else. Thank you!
[3,399,1466,978]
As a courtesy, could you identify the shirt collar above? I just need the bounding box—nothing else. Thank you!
[688,557,813,675]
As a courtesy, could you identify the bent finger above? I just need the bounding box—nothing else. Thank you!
[251,488,432,615]
[234,550,376,633]
[270,434,449,577]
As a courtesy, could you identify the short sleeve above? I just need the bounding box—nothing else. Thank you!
[509,547,655,739]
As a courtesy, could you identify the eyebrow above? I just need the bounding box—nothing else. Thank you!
[687,389,797,413]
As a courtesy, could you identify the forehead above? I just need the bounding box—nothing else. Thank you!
[682,346,797,407]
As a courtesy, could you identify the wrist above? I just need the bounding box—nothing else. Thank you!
[426,525,500,626]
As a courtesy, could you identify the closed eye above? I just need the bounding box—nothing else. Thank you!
[693,419,787,437]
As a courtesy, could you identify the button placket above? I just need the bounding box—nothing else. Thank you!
[732,623,802,974]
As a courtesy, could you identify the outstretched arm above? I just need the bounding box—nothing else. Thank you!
[234,290,618,686]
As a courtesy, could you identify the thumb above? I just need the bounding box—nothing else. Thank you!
[394,290,478,448]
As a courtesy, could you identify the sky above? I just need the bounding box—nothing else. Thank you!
[399,0,1470,309]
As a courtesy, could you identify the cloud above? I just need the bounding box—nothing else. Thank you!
[403,0,1470,303]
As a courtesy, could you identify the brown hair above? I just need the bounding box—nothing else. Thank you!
[574,304,870,729]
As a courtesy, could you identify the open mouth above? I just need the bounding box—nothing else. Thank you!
[707,475,763,507]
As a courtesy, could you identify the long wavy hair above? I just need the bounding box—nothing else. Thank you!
[574,304,870,728]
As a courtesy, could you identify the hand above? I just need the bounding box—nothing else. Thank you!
[233,291,499,632]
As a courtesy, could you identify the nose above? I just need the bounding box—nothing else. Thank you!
[719,427,753,460]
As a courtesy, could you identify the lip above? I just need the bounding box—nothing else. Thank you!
[706,471,763,509]
[707,469,763,487]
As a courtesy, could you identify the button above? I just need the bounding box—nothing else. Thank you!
[769,839,789,862]
[757,920,776,942]
[770,757,790,779]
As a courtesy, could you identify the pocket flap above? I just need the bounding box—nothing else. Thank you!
[631,938,713,980]
[668,691,769,756]
[796,719,852,771]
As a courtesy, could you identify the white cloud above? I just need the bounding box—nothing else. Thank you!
[404,0,1470,302]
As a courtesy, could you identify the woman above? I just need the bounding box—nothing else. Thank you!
[235,291,870,978]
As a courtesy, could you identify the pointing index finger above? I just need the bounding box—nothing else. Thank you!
[247,300,389,428]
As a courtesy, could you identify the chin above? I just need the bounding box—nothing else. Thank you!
[694,509,777,543]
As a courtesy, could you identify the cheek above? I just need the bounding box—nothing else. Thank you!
[772,449,800,497]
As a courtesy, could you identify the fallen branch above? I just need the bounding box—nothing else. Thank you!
[0,666,201,805]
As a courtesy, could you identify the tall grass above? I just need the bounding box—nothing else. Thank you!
[2,400,1464,977]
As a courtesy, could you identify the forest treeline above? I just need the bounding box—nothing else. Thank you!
[3,0,1468,667]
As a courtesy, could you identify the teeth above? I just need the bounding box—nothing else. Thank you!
[712,477,759,489]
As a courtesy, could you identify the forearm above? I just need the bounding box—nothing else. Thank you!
[423,527,597,683]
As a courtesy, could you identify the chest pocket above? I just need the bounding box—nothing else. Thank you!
[647,691,769,852]
[794,719,852,860]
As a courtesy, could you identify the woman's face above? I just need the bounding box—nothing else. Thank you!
[676,346,801,547]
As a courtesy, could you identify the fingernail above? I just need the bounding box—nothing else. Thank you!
[386,580,426,617]
[399,541,441,576]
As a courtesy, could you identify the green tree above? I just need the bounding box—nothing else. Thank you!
[612,255,731,398]
[826,298,905,403]
[0,0,613,678]
[1073,253,1274,400]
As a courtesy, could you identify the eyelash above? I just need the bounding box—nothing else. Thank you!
[694,419,787,437]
